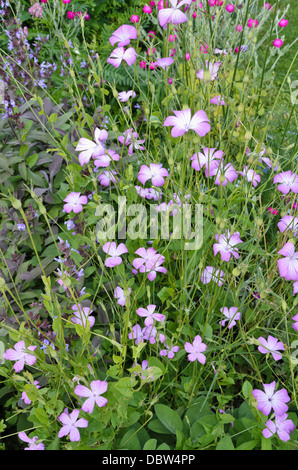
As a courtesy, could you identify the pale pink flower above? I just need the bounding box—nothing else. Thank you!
[136,304,166,326]
[128,324,157,344]
[94,149,120,168]
[184,335,207,363]
[74,381,108,413]
[263,414,295,442]
[196,60,221,82]
[163,108,210,137]
[75,128,108,166]
[107,47,137,68]
[191,147,224,172]
[213,230,243,261]
[207,161,237,185]
[252,382,290,416]
[114,286,131,306]
[137,163,169,187]
[277,242,298,281]
[98,170,119,186]
[158,0,192,29]
[71,304,95,328]
[277,215,298,237]
[118,128,145,155]
[273,171,298,194]
[219,307,241,329]
[58,409,88,441]
[201,266,225,286]
[257,335,284,361]
[239,166,261,187]
[18,432,45,450]
[102,241,128,267]
[4,340,37,372]
[63,192,88,213]
[210,95,226,105]
[118,90,136,102]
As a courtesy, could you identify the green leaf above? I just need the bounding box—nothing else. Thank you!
[242,380,253,399]
[236,440,259,450]
[216,436,235,450]
[143,439,157,450]
[154,404,183,435]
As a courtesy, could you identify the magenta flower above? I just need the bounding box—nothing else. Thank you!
[236,25,242,32]
[137,163,169,187]
[248,18,258,28]
[196,60,221,82]
[263,414,295,442]
[118,90,136,102]
[191,147,224,172]
[225,4,235,12]
[213,230,243,262]
[239,166,261,187]
[4,340,37,372]
[279,19,288,27]
[252,382,290,416]
[136,304,166,326]
[278,215,298,237]
[71,304,95,328]
[208,161,237,185]
[210,95,226,105]
[18,432,45,450]
[98,170,119,186]
[219,306,241,329]
[75,128,108,166]
[264,3,271,9]
[128,324,157,345]
[94,149,120,168]
[114,286,131,306]
[273,39,283,48]
[201,266,225,286]
[158,0,192,29]
[130,15,139,23]
[257,335,284,361]
[109,25,137,47]
[277,242,298,281]
[74,380,108,413]
[163,108,210,137]
[63,192,88,214]
[58,408,88,441]
[143,4,152,13]
[102,241,128,268]
[107,47,137,68]
[184,335,207,363]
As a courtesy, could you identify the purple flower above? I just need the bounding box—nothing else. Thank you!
[137,163,169,187]
[71,304,95,328]
[17,223,26,231]
[128,324,157,344]
[292,313,298,331]
[163,108,211,138]
[75,128,108,166]
[257,335,285,361]
[191,147,224,172]
[207,161,237,185]
[277,242,298,281]
[136,304,166,326]
[184,335,207,363]
[273,171,298,194]
[102,241,128,267]
[160,343,180,359]
[74,380,108,413]
[58,408,88,441]
[114,286,131,306]
[4,340,37,372]
[210,95,226,105]
[213,230,243,262]
[107,47,137,68]
[262,413,295,442]
[109,25,137,47]
[219,307,241,329]
[63,192,88,214]
[201,266,225,286]
[18,432,44,450]
[252,382,290,416]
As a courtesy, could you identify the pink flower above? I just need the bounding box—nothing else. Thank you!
[63,192,88,214]
[263,414,295,442]
[207,161,237,186]
[139,60,147,69]
[168,34,177,42]
[264,3,271,10]
[138,163,169,187]
[133,247,167,281]
[114,286,131,306]
[277,215,298,237]
[136,304,166,326]
[239,166,261,187]
[236,25,242,32]
[75,128,108,166]
[196,60,221,82]
[118,90,137,102]
[109,25,137,47]
[184,335,207,363]
[219,307,241,329]
[4,340,37,372]
[200,43,209,53]
[160,343,180,359]
[292,313,298,331]
[98,170,119,186]
[143,5,152,13]
[118,128,145,155]
[273,171,298,194]
[18,432,44,450]
[163,108,210,137]
[58,409,88,441]
[185,52,190,61]
[74,381,108,413]
[248,18,258,28]
[225,4,235,12]
[277,242,298,281]
[63,0,71,3]
[257,335,284,361]
[94,149,120,168]
[66,11,75,19]
[158,0,168,8]
[155,57,174,69]
[252,382,290,416]
[71,304,95,328]
[22,380,40,404]
[279,19,288,27]
[169,77,173,84]
[273,39,283,48]
[158,0,192,29]
[128,324,157,344]
[201,266,225,286]
[102,241,128,268]
[130,15,140,23]
[210,95,226,105]
[190,147,224,172]
[213,230,243,261]
[107,47,137,68]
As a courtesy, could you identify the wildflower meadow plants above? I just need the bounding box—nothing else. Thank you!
[0,0,298,452]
